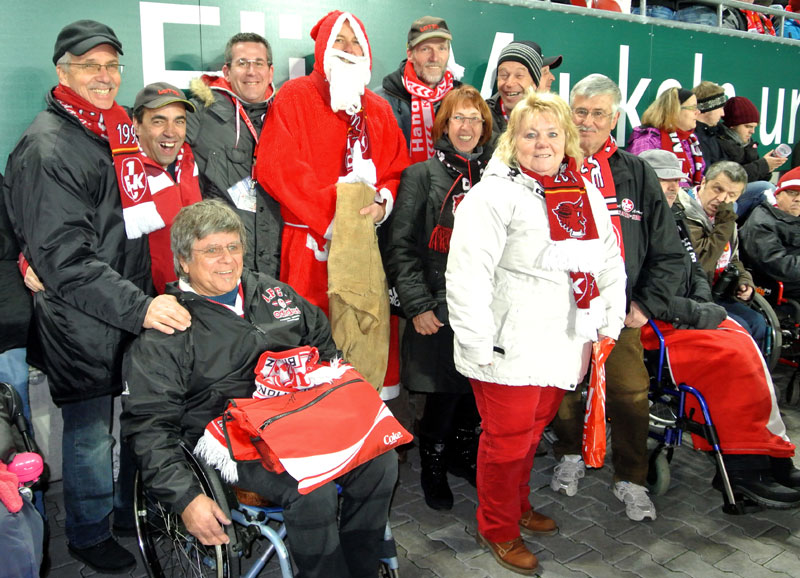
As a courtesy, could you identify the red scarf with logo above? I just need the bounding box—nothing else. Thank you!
[141,147,202,293]
[580,136,625,260]
[661,129,704,186]
[402,60,454,163]
[54,84,166,240]
[520,159,606,340]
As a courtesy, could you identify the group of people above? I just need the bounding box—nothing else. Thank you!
[1,9,799,578]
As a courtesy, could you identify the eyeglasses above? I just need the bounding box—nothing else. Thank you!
[451,115,483,126]
[65,62,124,75]
[681,105,699,111]
[229,58,271,69]
[193,242,244,258]
[572,108,613,120]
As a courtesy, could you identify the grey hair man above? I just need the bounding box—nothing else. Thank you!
[3,19,191,574]
[550,73,685,522]
[186,32,283,278]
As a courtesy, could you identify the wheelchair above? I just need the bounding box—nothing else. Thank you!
[643,322,759,515]
[133,443,400,577]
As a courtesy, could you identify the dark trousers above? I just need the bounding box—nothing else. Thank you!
[419,392,480,441]
[553,327,651,485]
[236,451,397,578]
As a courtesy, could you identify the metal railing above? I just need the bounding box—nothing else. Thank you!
[474,0,800,42]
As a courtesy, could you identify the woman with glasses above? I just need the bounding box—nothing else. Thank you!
[627,87,704,190]
[385,85,493,511]
[445,92,626,575]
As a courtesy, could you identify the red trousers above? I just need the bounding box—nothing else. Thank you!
[470,379,566,542]
[641,319,794,457]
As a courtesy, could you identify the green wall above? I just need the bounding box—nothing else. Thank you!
[2,0,799,162]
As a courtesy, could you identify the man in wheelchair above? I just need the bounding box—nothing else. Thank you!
[121,201,398,578]
[740,166,800,300]
[677,161,768,346]
[639,150,800,509]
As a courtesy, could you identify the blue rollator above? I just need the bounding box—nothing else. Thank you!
[133,443,400,577]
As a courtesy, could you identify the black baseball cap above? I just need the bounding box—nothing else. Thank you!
[53,20,123,65]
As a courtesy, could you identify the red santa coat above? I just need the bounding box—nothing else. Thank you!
[255,11,409,314]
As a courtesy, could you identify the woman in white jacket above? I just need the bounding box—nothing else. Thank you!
[446,92,626,576]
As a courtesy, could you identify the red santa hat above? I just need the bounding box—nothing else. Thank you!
[776,166,800,197]
[310,10,371,78]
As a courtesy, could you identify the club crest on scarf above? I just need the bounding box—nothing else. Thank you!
[120,157,148,202]
[552,198,588,238]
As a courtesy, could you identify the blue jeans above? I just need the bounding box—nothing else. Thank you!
[719,298,768,347]
[633,5,718,26]
[735,181,775,219]
[61,394,134,547]
[0,348,31,425]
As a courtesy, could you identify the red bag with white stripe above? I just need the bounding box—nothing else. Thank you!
[195,346,412,494]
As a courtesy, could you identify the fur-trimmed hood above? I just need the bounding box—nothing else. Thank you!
[189,74,275,108]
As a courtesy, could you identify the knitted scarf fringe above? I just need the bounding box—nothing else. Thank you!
[194,432,240,484]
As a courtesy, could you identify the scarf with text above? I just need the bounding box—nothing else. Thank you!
[661,129,704,186]
[428,145,486,253]
[141,147,201,293]
[54,84,166,240]
[580,136,625,260]
[402,59,454,163]
[521,159,606,340]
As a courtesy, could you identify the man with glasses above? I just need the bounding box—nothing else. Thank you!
[377,16,459,162]
[3,20,191,573]
[187,32,282,278]
[549,74,684,522]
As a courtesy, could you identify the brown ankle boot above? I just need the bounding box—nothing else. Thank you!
[476,533,538,575]
[519,509,558,536]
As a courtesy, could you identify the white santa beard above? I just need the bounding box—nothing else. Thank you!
[326,51,371,115]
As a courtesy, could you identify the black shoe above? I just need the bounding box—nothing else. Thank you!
[770,457,800,488]
[714,470,800,510]
[448,426,480,487]
[420,439,453,510]
[68,537,137,574]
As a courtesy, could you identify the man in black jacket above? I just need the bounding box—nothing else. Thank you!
[186,32,282,277]
[376,16,459,160]
[741,166,800,298]
[551,74,685,522]
[3,20,191,574]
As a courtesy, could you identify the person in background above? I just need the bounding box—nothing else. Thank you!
[446,91,626,575]
[486,41,543,143]
[536,50,563,93]
[627,86,704,190]
[385,85,492,511]
[692,80,728,165]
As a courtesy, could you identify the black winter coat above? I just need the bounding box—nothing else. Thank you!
[121,269,337,513]
[3,91,153,405]
[694,121,726,168]
[0,173,31,354]
[717,126,771,183]
[740,201,800,297]
[186,84,283,277]
[486,94,506,146]
[607,149,686,319]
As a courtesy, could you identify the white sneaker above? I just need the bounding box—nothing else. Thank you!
[613,481,657,521]
[550,455,585,497]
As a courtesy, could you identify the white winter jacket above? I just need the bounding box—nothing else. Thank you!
[445,157,627,389]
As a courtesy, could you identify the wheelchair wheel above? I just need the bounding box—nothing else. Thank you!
[646,447,671,496]
[751,292,782,374]
[134,446,236,578]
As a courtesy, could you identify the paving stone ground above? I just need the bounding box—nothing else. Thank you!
[44,367,800,577]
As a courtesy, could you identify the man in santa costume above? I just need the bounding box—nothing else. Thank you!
[256,11,409,391]
[376,16,459,161]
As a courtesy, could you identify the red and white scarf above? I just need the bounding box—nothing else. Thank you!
[661,129,704,186]
[143,147,201,293]
[521,158,606,341]
[580,136,625,260]
[402,59,454,163]
[54,84,166,240]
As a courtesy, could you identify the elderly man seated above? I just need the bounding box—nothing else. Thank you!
[638,149,800,509]
[740,167,800,299]
[121,200,397,578]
